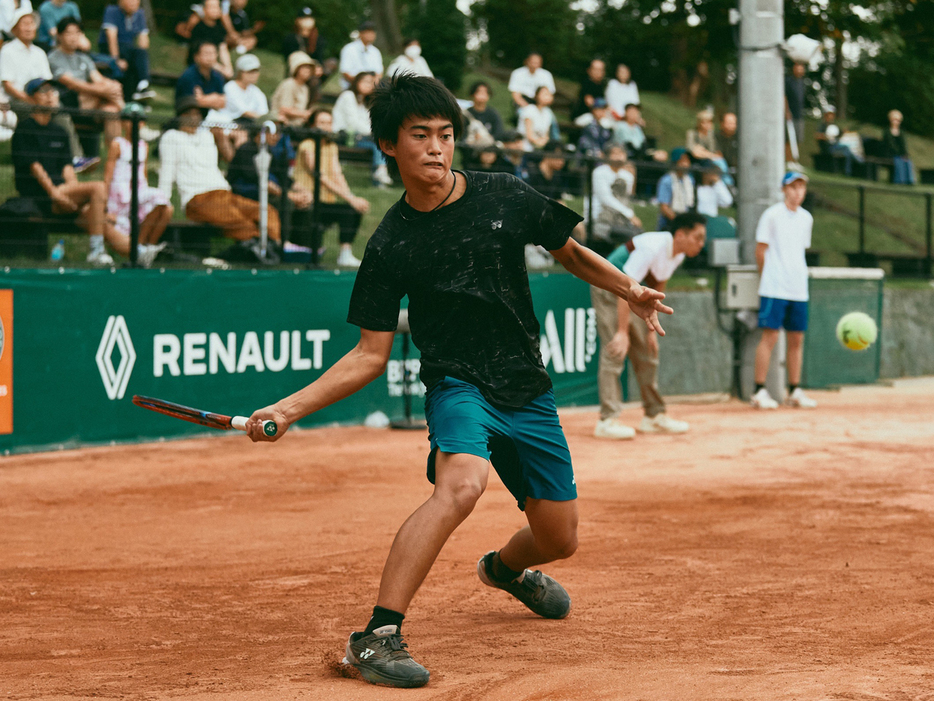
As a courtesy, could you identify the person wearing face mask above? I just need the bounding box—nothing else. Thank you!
[387,38,433,79]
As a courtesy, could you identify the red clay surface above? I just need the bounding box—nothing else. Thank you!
[2,380,934,700]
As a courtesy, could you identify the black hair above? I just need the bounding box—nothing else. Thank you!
[192,39,218,57]
[670,211,707,234]
[369,73,464,168]
[308,107,331,128]
[469,81,491,98]
[56,17,82,35]
[350,71,376,99]
[624,103,640,111]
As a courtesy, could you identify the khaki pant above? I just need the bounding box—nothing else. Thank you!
[185,190,281,242]
[590,286,665,420]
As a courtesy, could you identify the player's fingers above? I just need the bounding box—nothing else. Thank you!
[648,313,666,336]
[656,301,674,315]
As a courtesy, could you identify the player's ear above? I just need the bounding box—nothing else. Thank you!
[379,138,396,158]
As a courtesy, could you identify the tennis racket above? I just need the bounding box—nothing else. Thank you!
[132,395,278,437]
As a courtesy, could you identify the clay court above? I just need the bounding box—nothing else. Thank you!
[2,380,933,700]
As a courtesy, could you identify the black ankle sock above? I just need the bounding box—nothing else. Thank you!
[754,383,765,394]
[490,551,523,583]
[364,605,405,634]
[789,384,798,393]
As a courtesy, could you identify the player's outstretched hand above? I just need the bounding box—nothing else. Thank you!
[245,404,290,443]
[628,284,673,336]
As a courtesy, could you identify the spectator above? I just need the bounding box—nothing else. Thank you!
[206,52,267,124]
[176,40,225,110]
[815,107,862,177]
[159,96,280,244]
[687,108,732,184]
[292,108,370,268]
[0,8,93,170]
[338,20,381,90]
[884,109,914,185]
[281,7,332,79]
[519,85,558,152]
[576,97,612,158]
[37,0,82,51]
[611,103,666,162]
[466,81,504,141]
[271,51,317,127]
[784,62,806,168]
[655,147,695,230]
[187,0,232,79]
[572,58,606,120]
[605,63,639,120]
[98,0,155,101]
[11,78,129,264]
[387,38,433,78]
[49,18,123,144]
[102,105,172,267]
[751,171,817,410]
[0,0,33,41]
[715,111,737,171]
[525,140,569,201]
[590,212,706,440]
[225,0,263,54]
[590,143,641,256]
[507,51,555,114]
[695,164,733,218]
[332,71,392,187]
[474,129,526,178]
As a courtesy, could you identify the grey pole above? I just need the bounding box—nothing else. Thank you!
[737,0,786,400]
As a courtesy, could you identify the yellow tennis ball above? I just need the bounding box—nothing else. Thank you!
[836,311,878,351]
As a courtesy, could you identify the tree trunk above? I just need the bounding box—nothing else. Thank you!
[141,0,156,35]
[834,36,848,117]
[370,0,404,57]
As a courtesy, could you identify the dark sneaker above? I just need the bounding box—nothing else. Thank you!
[341,625,429,688]
[477,550,571,619]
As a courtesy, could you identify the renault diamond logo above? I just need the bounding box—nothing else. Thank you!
[96,315,136,400]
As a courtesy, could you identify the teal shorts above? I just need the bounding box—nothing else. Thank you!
[424,376,577,510]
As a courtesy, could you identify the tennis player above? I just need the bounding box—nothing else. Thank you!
[245,73,672,688]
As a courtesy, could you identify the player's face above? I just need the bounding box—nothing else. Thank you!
[383,116,456,187]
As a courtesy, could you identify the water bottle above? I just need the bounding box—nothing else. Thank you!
[50,239,65,262]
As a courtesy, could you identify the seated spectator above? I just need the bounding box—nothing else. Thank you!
[590,143,642,256]
[816,107,862,177]
[339,20,381,90]
[696,164,733,218]
[98,0,155,101]
[473,129,525,177]
[159,96,280,244]
[225,0,263,54]
[205,52,267,158]
[0,0,33,42]
[508,51,555,115]
[49,18,123,144]
[715,111,737,171]
[612,103,666,162]
[271,51,317,127]
[281,7,332,80]
[884,109,914,185]
[332,71,392,187]
[573,58,606,121]
[576,97,612,159]
[187,0,232,78]
[387,38,433,78]
[466,81,504,141]
[102,105,172,267]
[687,109,732,184]
[519,85,558,152]
[37,0,83,51]
[292,108,369,268]
[525,140,569,201]
[11,78,129,265]
[605,63,639,120]
[1,8,93,170]
[175,40,225,109]
[656,147,695,230]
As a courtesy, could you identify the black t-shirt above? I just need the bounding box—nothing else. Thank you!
[229,8,249,34]
[11,116,72,198]
[573,76,606,118]
[467,105,505,141]
[188,20,227,64]
[347,170,583,408]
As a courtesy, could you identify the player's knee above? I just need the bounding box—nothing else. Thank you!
[542,531,578,561]
[436,476,485,518]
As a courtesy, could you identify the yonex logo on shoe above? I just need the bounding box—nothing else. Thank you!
[492,220,503,229]
[360,648,376,659]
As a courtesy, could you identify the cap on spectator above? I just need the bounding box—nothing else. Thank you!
[297,6,313,17]
[670,146,690,164]
[24,78,57,96]
[592,97,608,109]
[10,5,33,31]
[235,54,261,73]
[358,20,376,32]
[782,171,809,186]
[543,139,566,155]
[500,130,523,143]
[288,51,317,76]
[823,105,836,114]
[175,95,203,116]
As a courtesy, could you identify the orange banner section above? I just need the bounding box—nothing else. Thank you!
[0,290,11,434]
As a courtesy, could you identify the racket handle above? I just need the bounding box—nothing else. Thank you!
[231,416,278,437]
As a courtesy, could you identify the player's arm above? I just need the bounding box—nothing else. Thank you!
[244,328,395,442]
[550,230,673,334]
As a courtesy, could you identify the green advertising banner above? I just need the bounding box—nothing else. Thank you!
[0,268,598,454]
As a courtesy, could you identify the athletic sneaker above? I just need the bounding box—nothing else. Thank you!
[477,550,571,619]
[131,80,157,101]
[750,387,779,410]
[638,413,689,434]
[86,249,114,266]
[594,418,635,440]
[136,242,167,268]
[72,156,100,174]
[786,387,817,408]
[336,248,361,268]
[342,625,429,688]
[373,164,393,187]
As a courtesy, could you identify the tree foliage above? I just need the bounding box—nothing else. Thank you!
[405,0,469,91]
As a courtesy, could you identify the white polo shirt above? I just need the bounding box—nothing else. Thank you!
[622,232,685,284]
[0,38,52,101]
[507,65,555,100]
[339,39,383,90]
[756,200,812,302]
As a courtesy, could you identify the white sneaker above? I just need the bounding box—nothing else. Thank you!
[594,418,636,440]
[786,387,817,408]
[638,413,689,434]
[336,249,361,268]
[139,125,162,142]
[374,164,393,187]
[751,387,779,410]
[86,249,114,266]
[136,242,166,268]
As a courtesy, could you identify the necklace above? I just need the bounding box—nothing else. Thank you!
[399,171,457,220]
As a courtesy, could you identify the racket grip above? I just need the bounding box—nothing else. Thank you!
[231,416,278,437]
